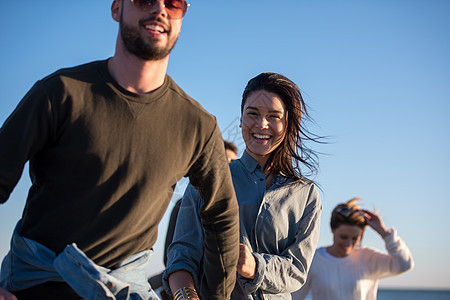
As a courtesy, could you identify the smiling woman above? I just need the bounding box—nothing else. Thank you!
[164,72,323,299]
[293,198,415,300]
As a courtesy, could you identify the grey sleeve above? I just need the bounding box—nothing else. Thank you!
[163,184,205,293]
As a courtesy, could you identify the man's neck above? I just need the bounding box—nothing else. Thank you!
[108,46,169,94]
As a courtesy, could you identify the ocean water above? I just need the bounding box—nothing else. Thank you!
[303,289,450,299]
[378,289,450,300]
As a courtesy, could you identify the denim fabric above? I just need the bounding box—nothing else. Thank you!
[164,151,322,300]
[0,221,159,300]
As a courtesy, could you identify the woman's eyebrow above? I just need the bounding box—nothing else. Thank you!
[269,110,283,114]
[245,106,283,114]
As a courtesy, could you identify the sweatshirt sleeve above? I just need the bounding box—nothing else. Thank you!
[186,123,239,300]
[366,228,415,278]
[0,81,53,203]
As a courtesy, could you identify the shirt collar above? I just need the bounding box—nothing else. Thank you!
[238,151,291,187]
[239,150,262,174]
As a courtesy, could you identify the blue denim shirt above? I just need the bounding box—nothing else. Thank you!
[0,221,158,300]
[164,151,322,299]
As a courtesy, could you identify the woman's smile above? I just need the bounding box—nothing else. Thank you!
[240,90,286,168]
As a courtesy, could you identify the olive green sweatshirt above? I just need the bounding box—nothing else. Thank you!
[0,60,239,299]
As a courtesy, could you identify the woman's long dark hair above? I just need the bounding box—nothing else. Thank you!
[241,72,322,181]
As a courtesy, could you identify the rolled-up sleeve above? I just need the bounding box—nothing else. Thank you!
[241,184,321,295]
[163,184,205,292]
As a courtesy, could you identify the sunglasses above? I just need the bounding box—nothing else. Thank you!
[335,205,360,218]
[130,0,189,19]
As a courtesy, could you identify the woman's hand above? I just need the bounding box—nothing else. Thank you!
[362,209,390,238]
[237,243,256,279]
[0,287,17,300]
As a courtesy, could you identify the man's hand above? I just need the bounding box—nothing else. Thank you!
[0,287,17,300]
[237,243,256,279]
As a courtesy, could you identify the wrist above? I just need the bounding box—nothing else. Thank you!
[168,270,196,295]
[379,227,392,238]
[174,287,199,300]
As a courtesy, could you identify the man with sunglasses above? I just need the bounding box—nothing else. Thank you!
[0,1,239,299]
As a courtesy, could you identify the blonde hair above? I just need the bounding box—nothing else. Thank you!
[330,197,367,232]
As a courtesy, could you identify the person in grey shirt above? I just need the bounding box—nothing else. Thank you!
[164,72,323,299]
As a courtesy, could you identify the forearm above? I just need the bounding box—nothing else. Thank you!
[168,271,196,294]
[0,287,17,300]
[383,228,415,273]
[164,185,204,293]
[247,190,321,294]
[248,252,308,294]
[243,234,319,294]
[376,224,391,238]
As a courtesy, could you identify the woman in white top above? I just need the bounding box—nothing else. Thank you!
[292,198,414,300]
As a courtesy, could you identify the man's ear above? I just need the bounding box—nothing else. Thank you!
[111,0,121,22]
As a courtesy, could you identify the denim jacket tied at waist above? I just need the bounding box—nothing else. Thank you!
[0,220,157,300]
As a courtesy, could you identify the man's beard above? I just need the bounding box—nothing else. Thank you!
[120,16,179,61]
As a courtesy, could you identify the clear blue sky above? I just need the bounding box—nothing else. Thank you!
[1,0,449,290]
